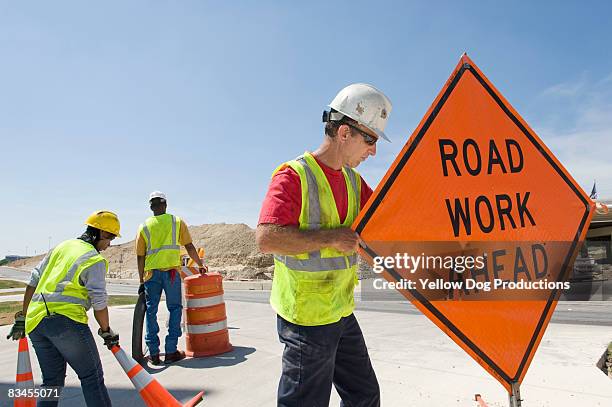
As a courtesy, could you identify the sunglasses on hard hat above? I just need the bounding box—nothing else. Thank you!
[346,124,378,146]
[100,231,117,241]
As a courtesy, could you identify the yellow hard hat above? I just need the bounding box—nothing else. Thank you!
[85,210,121,237]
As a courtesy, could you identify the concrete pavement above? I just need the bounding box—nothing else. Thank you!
[0,298,610,406]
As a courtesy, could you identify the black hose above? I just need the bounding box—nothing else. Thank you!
[131,291,147,364]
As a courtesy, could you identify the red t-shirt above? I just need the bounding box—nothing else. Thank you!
[258,155,373,227]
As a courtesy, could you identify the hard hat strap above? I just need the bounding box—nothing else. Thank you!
[322,110,345,123]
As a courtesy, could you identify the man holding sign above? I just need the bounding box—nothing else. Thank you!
[256,83,392,406]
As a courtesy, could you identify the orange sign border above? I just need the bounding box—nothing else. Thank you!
[354,54,594,391]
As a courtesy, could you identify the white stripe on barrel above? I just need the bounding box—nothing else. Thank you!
[187,319,227,334]
[186,294,224,308]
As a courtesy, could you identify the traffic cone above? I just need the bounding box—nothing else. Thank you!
[111,345,204,407]
[15,337,36,407]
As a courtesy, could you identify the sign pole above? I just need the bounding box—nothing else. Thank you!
[508,382,522,407]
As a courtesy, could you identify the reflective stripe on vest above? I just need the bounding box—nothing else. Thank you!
[274,253,358,272]
[299,157,321,228]
[31,292,89,307]
[269,152,361,326]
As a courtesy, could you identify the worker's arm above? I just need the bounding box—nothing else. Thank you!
[7,284,34,340]
[83,263,118,350]
[256,224,359,255]
[80,262,111,331]
[135,230,148,284]
[94,307,110,332]
[179,220,205,270]
[185,243,204,268]
[21,285,36,314]
[137,255,146,284]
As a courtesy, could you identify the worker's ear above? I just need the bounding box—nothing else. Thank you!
[338,124,351,142]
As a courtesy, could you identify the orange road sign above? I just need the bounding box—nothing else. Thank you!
[353,54,594,392]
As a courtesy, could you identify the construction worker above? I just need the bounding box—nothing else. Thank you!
[6,210,122,407]
[136,191,206,365]
[256,83,392,406]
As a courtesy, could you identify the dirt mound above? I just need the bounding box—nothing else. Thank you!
[8,254,45,269]
[188,223,273,280]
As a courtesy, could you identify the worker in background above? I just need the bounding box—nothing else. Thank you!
[256,83,392,406]
[136,191,206,365]
[7,210,122,407]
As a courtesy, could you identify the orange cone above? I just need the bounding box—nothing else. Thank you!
[14,337,36,407]
[111,345,204,407]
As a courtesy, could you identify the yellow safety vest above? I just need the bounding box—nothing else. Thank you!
[139,214,181,271]
[26,239,107,334]
[270,152,361,326]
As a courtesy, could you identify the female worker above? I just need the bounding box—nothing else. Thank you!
[7,210,122,407]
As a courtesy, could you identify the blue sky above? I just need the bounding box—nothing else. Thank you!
[1,1,611,258]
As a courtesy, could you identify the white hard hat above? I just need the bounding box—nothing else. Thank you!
[149,191,167,202]
[326,83,392,142]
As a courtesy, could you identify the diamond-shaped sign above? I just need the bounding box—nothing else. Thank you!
[353,55,594,393]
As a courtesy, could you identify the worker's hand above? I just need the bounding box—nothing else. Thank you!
[330,228,359,253]
[6,311,25,340]
[198,265,208,275]
[138,283,145,296]
[98,327,119,350]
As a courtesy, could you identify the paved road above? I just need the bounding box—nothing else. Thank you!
[3,266,611,325]
[0,266,137,296]
[222,289,612,326]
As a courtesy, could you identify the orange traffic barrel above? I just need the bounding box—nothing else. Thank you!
[183,272,232,357]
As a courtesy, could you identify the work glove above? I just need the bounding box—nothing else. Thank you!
[199,265,208,275]
[6,311,25,340]
[138,283,145,295]
[98,327,119,350]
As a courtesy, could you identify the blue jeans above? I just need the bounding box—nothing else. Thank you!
[144,269,183,355]
[29,314,111,407]
[277,313,380,407]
